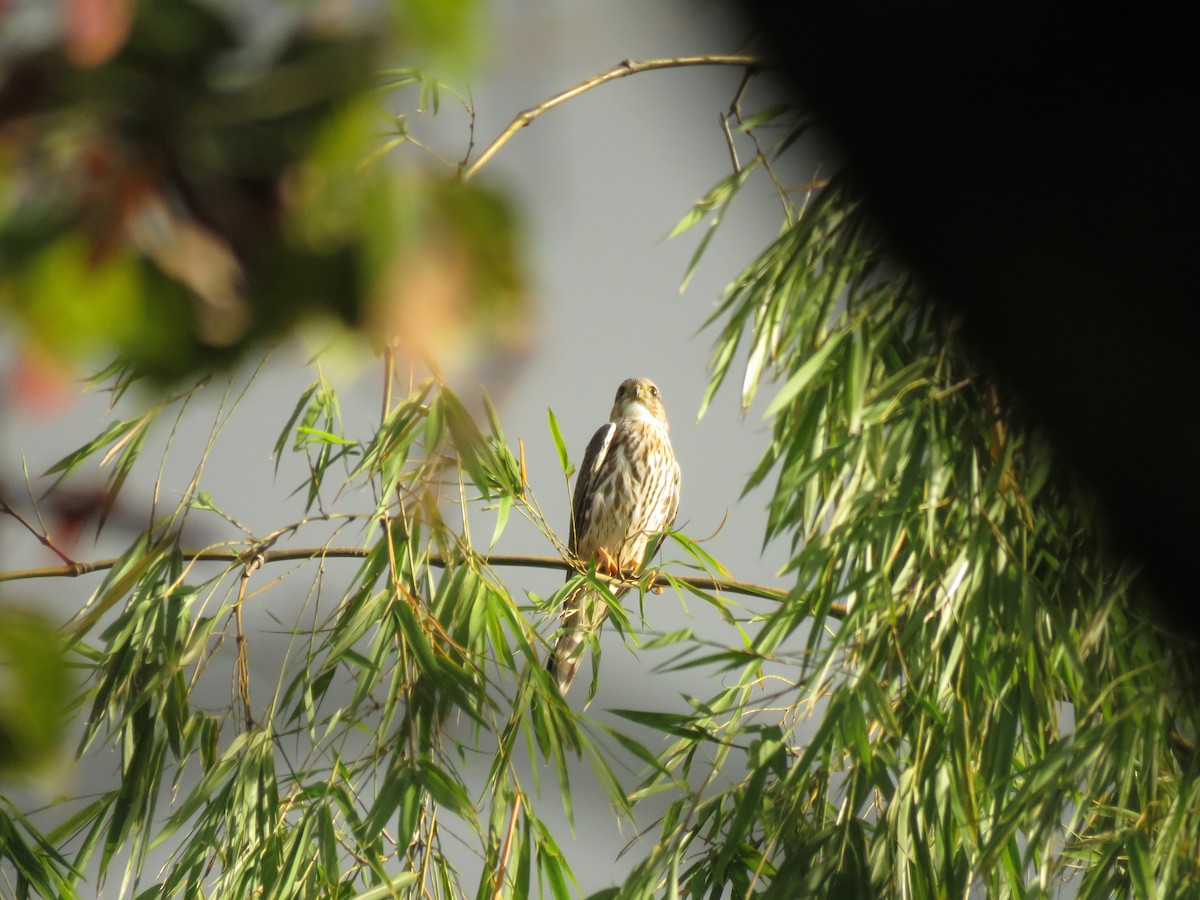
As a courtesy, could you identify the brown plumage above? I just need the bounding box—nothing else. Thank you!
[546,377,681,696]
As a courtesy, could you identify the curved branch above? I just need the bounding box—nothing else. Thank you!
[0,545,844,616]
[462,54,762,180]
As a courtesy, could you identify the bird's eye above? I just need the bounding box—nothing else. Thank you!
[649,385,660,398]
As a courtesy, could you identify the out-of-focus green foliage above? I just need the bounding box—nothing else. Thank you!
[0,610,73,897]
[0,0,515,380]
[0,611,70,775]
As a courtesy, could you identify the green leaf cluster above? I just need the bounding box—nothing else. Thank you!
[5,369,635,897]
[614,170,1200,897]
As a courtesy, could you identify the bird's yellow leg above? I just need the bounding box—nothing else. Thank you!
[596,547,620,576]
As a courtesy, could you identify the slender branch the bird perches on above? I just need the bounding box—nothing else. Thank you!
[0,545,844,617]
[462,54,761,180]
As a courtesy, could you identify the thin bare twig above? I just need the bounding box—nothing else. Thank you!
[457,86,477,174]
[0,493,77,566]
[491,789,523,900]
[726,68,793,226]
[462,54,761,180]
[719,111,741,173]
[0,546,838,612]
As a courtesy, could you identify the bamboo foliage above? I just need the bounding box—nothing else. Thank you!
[5,368,644,897]
[615,167,1200,897]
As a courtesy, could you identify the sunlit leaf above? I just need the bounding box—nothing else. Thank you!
[547,406,575,477]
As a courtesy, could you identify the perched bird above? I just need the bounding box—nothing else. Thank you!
[547,377,682,696]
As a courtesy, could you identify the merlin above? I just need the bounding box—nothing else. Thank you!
[546,377,682,696]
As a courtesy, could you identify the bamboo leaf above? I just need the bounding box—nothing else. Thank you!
[43,414,151,480]
[547,406,574,477]
[350,873,420,899]
[761,331,845,418]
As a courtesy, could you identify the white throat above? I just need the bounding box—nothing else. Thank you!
[621,400,665,429]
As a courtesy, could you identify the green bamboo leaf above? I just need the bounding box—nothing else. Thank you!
[640,628,694,649]
[608,708,711,741]
[546,406,574,477]
[665,531,731,578]
[481,388,506,443]
[515,813,532,898]
[489,493,512,551]
[294,426,357,446]
[733,102,792,133]
[43,414,150,479]
[536,820,574,900]
[1126,831,1156,900]
[272,381,319,471]
[415,760,475,821]
[591,723,671,776]
[442,386,492,495]
[696,331,739,421]
[350,873,420,900]
[0,800,76,895]
[761,331,846,418]
[276,813,316,893]
[67,533,176,636]
[668,166,755,240]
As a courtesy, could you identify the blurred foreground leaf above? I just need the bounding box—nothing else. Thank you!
[0,0,523,381]
[0,610,70,776]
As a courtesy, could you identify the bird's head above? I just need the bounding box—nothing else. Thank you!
[610,377,669,428]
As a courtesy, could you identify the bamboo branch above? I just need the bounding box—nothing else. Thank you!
[462,54,761,180]
[0,546,843,614]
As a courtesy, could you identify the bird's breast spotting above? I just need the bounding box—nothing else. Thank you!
[576,417,676,572]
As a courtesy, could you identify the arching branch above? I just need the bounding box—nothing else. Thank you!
[462,54,762,180]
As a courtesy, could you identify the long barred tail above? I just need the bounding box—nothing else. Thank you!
[546,586,611,696]
[546,628,586,696]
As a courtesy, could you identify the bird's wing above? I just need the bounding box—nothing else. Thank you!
[551,421,619,696]
[636,440,681,568]
[569,422,616,556]
[665,456,682,529]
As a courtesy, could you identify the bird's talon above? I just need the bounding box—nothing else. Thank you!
[596,547,620,576]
